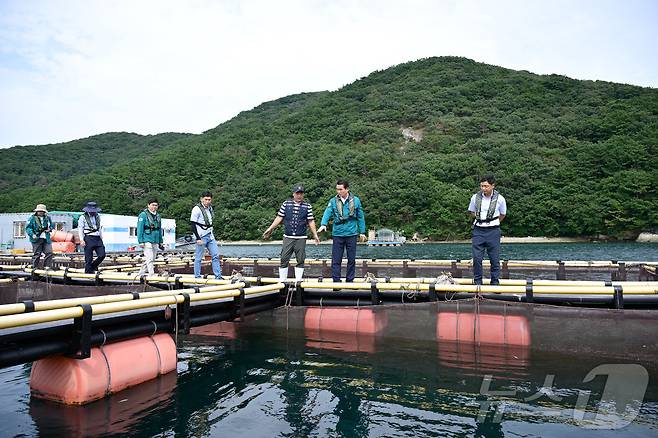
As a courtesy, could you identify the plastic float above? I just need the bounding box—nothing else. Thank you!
[30,333,176,404]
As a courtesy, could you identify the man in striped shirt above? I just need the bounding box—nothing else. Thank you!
[263,184,320,282]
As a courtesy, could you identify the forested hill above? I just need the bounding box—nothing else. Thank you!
[0,57,656,240]
[0,132,192,192]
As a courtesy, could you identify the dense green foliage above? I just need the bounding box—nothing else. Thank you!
[0,132,191,191]
[0,57,656,240]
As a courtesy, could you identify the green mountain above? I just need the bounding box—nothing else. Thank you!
[0,132,192,192]
[0,57,656,240]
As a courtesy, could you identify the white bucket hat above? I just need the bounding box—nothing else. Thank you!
[33,204,48,213]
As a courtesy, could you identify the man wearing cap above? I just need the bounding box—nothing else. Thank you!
[78,201,106,274]
[468,175,507,285]
[263,184,321,282]
[318,179,367,283]
[25,204,54,270]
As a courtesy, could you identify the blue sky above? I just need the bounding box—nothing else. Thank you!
[0,0,656,148]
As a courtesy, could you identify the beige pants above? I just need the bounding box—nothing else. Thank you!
[139,242,159,276]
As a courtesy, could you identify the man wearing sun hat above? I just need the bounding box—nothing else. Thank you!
[78,201,106,273]
[25,204,54,270]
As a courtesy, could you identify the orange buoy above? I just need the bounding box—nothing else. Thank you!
[306,330,377,353]
[436,311,531,346]
[51,241,76,253]
[190,321,238,338]
[304,308,387,353]
[50,230,74,243]
[438,341,530,374]
[304,307,388,335]
[29,371,177,436]
[30,333,177,405]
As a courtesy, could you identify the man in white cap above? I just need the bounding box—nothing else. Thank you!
[78,201,106,273]
[25,204,54,269]
[263,184,320,282]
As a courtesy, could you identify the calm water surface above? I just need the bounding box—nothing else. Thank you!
[220,242,658,262]
[1,242,657,437]
[1,322,656,437]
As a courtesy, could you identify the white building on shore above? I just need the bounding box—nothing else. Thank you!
[0,211,176,252]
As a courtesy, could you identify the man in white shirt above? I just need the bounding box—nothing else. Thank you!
[468,175,507,285]
[78,201,106,273]
[190,191,222,278]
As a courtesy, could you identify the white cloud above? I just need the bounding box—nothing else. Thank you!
[0,0,656,147]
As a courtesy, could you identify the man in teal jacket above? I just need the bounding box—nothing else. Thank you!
[318,179,367,282]
[25,203,54,270]
[137,198,164,276]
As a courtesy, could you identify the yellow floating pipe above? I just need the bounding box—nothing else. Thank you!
[0,283,282,329]
[299,281,658,295]
[0,307,84,329]
[0,282,246,316]
[0,265,29,270]
[328,277,654,287]
[27,269,235,286]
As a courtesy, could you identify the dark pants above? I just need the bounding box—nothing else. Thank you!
[280,237,307,268]
[31,238,53,269]
[472,226,501,285]
[84,235,106,273]
[332,235,357,282]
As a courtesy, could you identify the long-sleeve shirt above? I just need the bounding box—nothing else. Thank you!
[137,210,163,244]
[25,214,53,243]
[320,194,366,237]
[78,213,103,240]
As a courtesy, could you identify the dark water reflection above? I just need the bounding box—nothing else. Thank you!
[1,303,657,437]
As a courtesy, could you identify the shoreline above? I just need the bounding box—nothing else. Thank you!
[220,236,595,245]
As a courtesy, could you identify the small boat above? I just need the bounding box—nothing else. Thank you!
[367,228,406,246]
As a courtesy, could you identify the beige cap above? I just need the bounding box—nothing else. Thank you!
[33,204,48,213]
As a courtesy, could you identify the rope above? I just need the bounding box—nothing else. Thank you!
[149,328,163,375]
[44,268,52,296]
[474,293,481,347]
[99,344,112,396]
[284,284,294,307]
[98,328,107,346]
[174,303,179,347]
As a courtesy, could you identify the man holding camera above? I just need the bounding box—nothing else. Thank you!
[318,179,367,283]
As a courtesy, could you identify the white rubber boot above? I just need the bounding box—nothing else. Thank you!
[279,267,289,282]
[294,267,304,282]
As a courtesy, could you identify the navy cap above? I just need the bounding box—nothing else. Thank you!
[293,184,305,193]
[82,201,102,213]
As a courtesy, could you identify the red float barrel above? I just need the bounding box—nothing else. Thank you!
[436,311,530,346]
[304,308,388,353]
[304,308,387,335]
[30,333,177,405]
[51,241,76,253]
[50,230,74,242]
